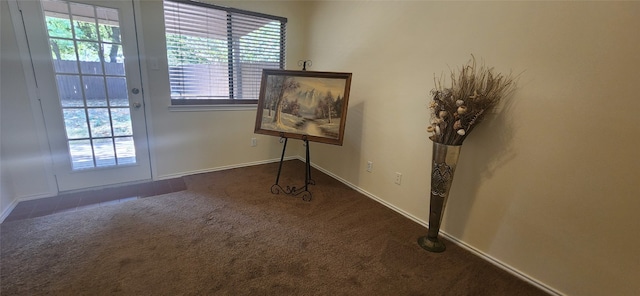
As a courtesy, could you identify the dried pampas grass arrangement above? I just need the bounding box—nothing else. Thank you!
[427,56,517,145]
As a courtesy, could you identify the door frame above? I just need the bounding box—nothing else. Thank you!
[7,0,156,195]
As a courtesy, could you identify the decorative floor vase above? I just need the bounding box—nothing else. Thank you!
[418,141,461,253]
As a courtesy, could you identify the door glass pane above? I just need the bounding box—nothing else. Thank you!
[93,138,116,167]
[83,76,107,106]
[43,1,72,38]
[69,139,94,170]
[50,39,78,73]
[73,20,98,41]
[77,41,102,74]
[106,77,128,106]
[97,7,120,42]
[57,75,83,107]
[71,3,98,41]
[112,108,132,136]
[43,0,137,170]
[115,137,136,165]
[87,108,112,137]
[103,44,125,75]
[63,109,89,139]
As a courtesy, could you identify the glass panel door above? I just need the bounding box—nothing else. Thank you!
[44,1,137,170]
[16,0,151,191]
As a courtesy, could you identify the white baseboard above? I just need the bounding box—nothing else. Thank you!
[303,157,561,296]
[0,191,57,223]
[156,156,297,181]
[0,199,19,223]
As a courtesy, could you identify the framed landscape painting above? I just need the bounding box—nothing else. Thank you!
[254,69,352,146]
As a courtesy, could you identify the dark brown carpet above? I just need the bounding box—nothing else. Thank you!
[0,160,547,295]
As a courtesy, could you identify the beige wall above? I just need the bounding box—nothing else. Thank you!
[2,1,639,295]
[305,1,640,295]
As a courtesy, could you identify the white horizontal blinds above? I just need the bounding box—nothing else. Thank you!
[163,0,286,103]
[230,12,285,100]
[164,1,229,99]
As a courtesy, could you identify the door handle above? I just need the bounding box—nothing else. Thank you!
[133,102,142,109]
[131,88,140,94]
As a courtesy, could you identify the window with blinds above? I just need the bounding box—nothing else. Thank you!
[163,0,286,105]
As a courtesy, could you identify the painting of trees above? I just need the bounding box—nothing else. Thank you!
[268,76,300,127]
[315,92,344,123]
[324,91,335,123]
[282,98,300,116]
[335,95,344,119]
[255,70,352,146]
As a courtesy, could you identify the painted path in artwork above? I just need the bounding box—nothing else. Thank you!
[302,119,323,137]
[291,116,340,139]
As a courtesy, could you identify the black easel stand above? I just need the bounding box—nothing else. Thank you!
[270,135,315,201]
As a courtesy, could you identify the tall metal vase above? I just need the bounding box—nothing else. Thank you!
[418,141,462,253]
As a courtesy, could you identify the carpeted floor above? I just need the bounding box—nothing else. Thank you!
[0,160,548,295]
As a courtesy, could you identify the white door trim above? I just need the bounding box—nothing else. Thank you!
[7,0,59,195]
[131,0,157,182]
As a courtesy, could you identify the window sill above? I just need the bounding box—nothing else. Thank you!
[168,104,258,112]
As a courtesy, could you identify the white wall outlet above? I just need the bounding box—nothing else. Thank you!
[251,138,257,147]
[395,172,402,185]
[366,161,373,173]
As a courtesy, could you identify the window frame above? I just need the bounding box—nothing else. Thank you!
[163,0,287,107]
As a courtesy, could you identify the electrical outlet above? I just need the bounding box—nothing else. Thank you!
[366,161,373,173]
[395,172,402,185]
[251,138,257,147]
